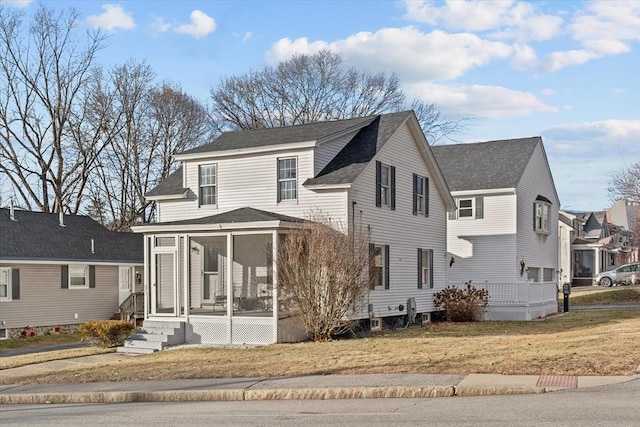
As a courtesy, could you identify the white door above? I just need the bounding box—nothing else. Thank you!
[118,266,133,305]
[151,251,177,316]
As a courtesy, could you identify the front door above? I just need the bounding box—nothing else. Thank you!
[151,251,177,316]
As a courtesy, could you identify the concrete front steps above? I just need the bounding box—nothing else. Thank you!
[117,320,185,354]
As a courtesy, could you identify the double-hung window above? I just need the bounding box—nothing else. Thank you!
[0,268,11,300]
[417,249,433,289]
[61,265,94,289]
[277,157,297,202]
[534,199,550,233]
[413,174,429,216]
[69,265,89,288]
[449,197,484,220]
[370,244,390,289]
[199,164,217,206]
[375,161,396,209]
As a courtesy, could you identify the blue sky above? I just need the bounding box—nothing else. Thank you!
[5,0,639,211]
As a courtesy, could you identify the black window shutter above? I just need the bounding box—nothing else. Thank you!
[11,268,20,300]
[369,243,376,289]
[89,266,96,288]
[417,248,422,289]
[390,166,396,210]
[276,159,282,203]
[61,265,69,289]
[425,178,430,217]
[533,202,537,231]
[475,197,484,219]
[375,161,382,207]
[384,244,390,289]
[429,250,434,289]
[412,174,417,215]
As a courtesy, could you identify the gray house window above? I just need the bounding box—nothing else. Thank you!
[370,244,390,289]
[417,248,433,289]
[0,268,10,300]
[199,164,217,206]
[534,200,550,233]
[413,174,429,216]
[450,197,484,220]
[277,157,297,201]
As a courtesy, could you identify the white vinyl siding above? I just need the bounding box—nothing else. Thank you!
[157,150,348,224]
[447,193,518,283]
[516,143,559,280]
[349,122,448,318]
[0,263,130,330]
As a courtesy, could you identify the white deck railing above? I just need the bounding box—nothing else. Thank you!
[447,281,558,306]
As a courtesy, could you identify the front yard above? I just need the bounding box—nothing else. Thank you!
[2,308,639,385]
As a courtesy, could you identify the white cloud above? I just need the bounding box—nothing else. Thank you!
[613,88,625,94]
[406,82,558,118]
[267,27,511,82]
[174,10,216,39]
[541,89,556,96]
[540,0,640,72]
[1,0,32,8]
[151,16,171,33]
[242,32,253,42]
[402,0,562,42]
[87,4,135,32]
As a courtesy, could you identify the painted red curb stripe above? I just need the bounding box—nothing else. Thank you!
[536,375,578,388]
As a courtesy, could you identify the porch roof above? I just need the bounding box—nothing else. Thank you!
[132,207,307,232]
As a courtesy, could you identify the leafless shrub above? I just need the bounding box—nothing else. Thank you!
[277,211,373,341]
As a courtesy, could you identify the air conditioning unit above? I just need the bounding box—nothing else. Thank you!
[370,317,382,332]
[421,312,432,326]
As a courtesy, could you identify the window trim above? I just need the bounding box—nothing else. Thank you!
[198,164,217,207]
[375,161,396,210]
[417,248,433,289]
[370,244,390,289]
[0,267,11,301]
[450,196,484,220]
[534,200,551,234]
[413,174,429,216]
[68,264,90,289]
[277,156,298,202]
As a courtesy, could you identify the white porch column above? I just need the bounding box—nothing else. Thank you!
[143,235,150,319]
[226,232,233,343]
[272,231,278,343]
[183,234,190,319]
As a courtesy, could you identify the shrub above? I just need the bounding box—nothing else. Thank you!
[433,281,489,322]
[78,320,135,348]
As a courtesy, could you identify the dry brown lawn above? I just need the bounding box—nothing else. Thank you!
[2,309,639,385]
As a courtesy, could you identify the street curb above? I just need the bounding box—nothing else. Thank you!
[0,385,541,404]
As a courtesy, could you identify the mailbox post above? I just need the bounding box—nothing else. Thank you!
[562,283,571,312]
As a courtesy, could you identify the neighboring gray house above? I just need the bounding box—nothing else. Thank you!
[127,111,455,351]
[0,207,143,339]
[432,137,560,320]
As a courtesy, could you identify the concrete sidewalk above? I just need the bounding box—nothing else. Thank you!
[1,353,638,404]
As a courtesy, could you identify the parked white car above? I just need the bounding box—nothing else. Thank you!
[594,263,639,287]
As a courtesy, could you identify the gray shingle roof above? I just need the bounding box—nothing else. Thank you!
[156,207,306,226]
[431,137,541,191]
[304,111,413,186]
[0,209,143,263]
[180,115,376,154]
[145,166,186,198]
[147,111,414,197]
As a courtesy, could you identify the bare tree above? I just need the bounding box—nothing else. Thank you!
[608,162,640,204]
[87,61,215,230]
[277,212,374,341]
[0,5,107,213]
[210,50,465,142]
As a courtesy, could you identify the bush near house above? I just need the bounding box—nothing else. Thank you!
[78,320,135,348]
[434,282,489,322]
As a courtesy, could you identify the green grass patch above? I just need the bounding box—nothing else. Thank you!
[568,287,640,305]
[0,333,81,351]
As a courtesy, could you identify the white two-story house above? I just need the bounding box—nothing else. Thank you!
[432,137,560,320]
[128,111,454,350]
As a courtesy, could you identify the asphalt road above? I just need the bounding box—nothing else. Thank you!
[2,379,638,426]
